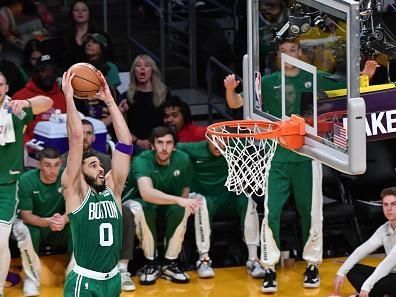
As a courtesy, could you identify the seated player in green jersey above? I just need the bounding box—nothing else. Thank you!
[178,139,263,279]
[61,70,132,297]
[224,38,346,293]
[13,147,72,297]
[0,70,53,297]
[122,126,202,285]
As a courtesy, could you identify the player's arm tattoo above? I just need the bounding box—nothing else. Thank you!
[104,99,113,108]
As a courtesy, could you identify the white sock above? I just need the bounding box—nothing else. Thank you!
[118,259,129,272]
[199,252,209,260]
[247,244,258,260]
[0,224,11,293]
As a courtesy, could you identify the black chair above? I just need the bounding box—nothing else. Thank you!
[322,165,362,257]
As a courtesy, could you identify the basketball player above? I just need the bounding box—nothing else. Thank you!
[0,71,53,297]
[224,38,345,293]
[13,147,71,297]
[122,126,201,285]
[333,187,396,297]
[61,69,132,297]
[177,139,263,279]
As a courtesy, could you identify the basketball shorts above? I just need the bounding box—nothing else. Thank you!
[0,182,18,225]
[64,269,121,297]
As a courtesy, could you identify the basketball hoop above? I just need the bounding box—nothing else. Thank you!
[206,115,305,197]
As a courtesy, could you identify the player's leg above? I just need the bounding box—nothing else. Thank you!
[346,264,374,295]
[261,162,291,293]
[123,199,159,285]
[193,193,215,278]
[12,219,41,296]
[118,204,136,291]
[228,193,263,278]
[0,183,19,297]
[161,204,190,283]
[292,160,323,288]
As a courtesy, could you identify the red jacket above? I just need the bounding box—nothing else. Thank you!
[178,123,207,143]
[13,80,66,142]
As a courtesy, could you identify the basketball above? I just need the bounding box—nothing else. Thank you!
[68,63,101,99]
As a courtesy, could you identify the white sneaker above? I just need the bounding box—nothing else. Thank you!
[120,271,136,291]
[196,258,215,278]
[246,259,266,278]
[23,278,39,297]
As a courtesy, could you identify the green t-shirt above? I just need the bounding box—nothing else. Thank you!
[0,108,34,184]
[177,141,228,196]
[261,70,346,162]
[18,168,65,217]
[124,149,193,200]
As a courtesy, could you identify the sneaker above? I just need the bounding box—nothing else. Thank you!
[140,262,160,285]
[196,258,215,278]
[161,260,190,283]
[23,278,39,297]
[261,268,277,293]
[120,271,136,291]
[246,259,265,278]
[303,264,320,288]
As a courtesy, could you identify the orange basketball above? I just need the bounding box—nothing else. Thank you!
[68,63,101,99]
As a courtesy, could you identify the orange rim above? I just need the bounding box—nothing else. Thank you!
[206,120,281,139]
[206,115,306,149]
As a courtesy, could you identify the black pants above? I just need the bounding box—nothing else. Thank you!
[120,204,136,260]
[347,263,396,297]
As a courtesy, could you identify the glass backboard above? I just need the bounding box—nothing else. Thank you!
[243,0,366,174]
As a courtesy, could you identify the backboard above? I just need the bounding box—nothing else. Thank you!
[243,0,366,174]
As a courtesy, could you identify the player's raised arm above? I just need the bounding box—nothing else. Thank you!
[96,72,132,197]
[224,74,244,109]
[61,71,84,203]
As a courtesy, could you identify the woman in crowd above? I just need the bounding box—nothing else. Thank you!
[121,54,170,151]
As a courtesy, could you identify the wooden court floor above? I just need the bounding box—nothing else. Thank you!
[5,255,383,297]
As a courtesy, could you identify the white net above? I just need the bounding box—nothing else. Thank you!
[206,121,278,197]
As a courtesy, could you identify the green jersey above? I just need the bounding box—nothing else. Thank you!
[261,70,346,162]
[125,149,193,200]
[0,108,33,184]
[68,187,122,272]
[18,168,65,217]
[177,141,228,196]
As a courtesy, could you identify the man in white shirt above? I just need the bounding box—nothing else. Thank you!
[333,187,396,297]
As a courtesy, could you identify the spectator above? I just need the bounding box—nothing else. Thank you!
[0,71,53,297]
[0,33,26,96]
[12,147,72,297]
[120,54,170,152]
[61,0,97,69]
[19,38,43,83]
[122,126,201,285]
[163,95,206,142]
[0,0,50,66]
[333,187,396,297]
[83,33,120,91]
[61,119,111,173]
[13,54,66,142]
[178,139,263,279]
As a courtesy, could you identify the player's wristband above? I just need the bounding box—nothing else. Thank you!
[115,142,133,155]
